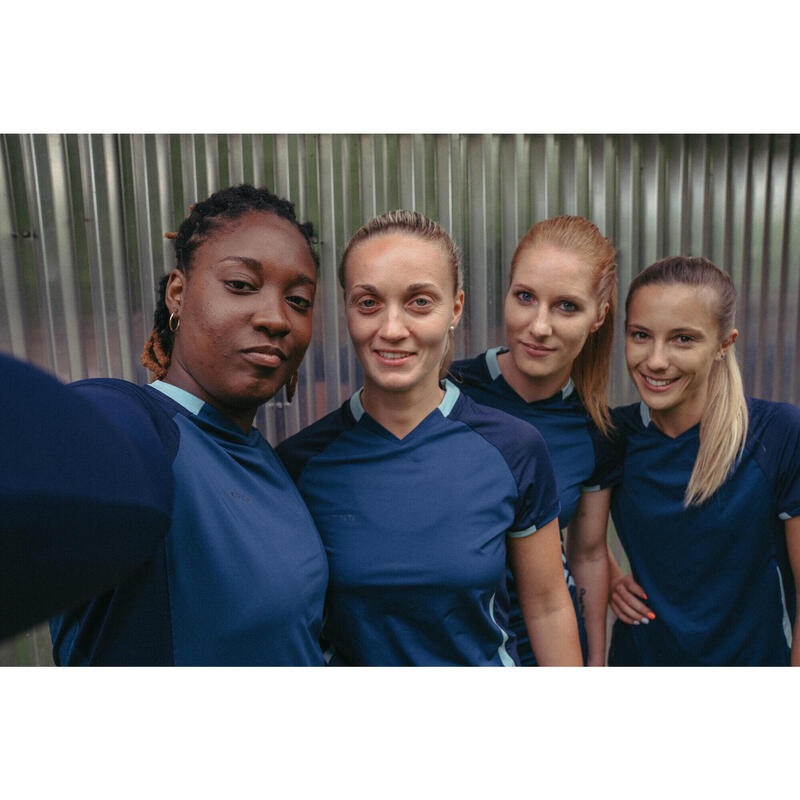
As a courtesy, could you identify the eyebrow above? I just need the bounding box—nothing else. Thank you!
[627,323,706,336]
[217,256,316,287]
[350,282,441,293]
[510,282,585,303]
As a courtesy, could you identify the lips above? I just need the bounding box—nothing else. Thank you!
[520,341,555,358]
[374,349,414,365]
[639,373,679,391]
[241,345,287,369]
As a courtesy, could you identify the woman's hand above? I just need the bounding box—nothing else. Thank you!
[609,573,655,626]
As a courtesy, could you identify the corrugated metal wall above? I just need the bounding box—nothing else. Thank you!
[2,133,799,665]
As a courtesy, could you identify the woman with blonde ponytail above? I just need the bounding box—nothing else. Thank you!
[278,210,581,666]
[608,256,800,666]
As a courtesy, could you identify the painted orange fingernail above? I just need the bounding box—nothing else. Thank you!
[642,592,648,600]
[647,612,656,620]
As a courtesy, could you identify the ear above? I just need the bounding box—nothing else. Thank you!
[719,328,738,357]
[165,269,186,316]
[450,288,465,330]
[589,301,610,334]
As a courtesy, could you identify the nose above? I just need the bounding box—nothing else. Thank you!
[379,305,409,341]
[530,306,552,338]
[645,340,669,371]
[252,291,291,337]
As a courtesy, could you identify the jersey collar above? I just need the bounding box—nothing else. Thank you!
[639,401,652,427]
[485,346,574,399]
[349,379,461,422]
[150,380,205,415]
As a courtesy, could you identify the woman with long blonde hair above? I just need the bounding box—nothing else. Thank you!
[608,256,800,665]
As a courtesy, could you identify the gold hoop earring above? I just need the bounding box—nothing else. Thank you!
[285,372,298,404]
[168,312,180,333]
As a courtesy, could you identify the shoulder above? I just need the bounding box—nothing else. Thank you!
[277,401,355,482]
[449,352,491,388]
[450,390,550,469]
[610,402,644,432]
[70,379,181,460]
[745,397,800,451]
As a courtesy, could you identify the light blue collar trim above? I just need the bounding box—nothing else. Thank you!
[486,346,504,380]
[349,381,461,422]
[150,380,205,415]
[439,379,460,417]
[639,401,651,427]
[349,389,366,422]
[486,347,573,399]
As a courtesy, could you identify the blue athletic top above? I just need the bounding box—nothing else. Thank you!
[609,398,800,666]
[49,379,328,666]
[0,354,171,641]
[450,347,621,664]
[277,380,561,666]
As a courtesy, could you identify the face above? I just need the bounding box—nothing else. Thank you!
[503,244,608,397]
[344,233,464,403]
[165,211,316,430]
[625,283,737,433]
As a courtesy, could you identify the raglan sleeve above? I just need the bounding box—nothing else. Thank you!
[772,402,800,521]
[507,423,561,539]
[0,355,173,640]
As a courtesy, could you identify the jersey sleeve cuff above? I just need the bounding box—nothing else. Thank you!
[779,510,799,520]
[507,510,560,539]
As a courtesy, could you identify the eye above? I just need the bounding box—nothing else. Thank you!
[675,334,694,344]
[225,280,256,292]
[287,295,313,311]
[628,330,648,341]
[409,297,432,310]
[515,290,534,304]
[557,301,578,313]
[355,297,380,312]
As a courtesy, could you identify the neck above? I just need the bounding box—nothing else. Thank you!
[361,376,445,439]
[162,372,255,434]
[496,350,570,403]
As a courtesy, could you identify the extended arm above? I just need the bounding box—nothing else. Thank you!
[785,516,800,666]
[565,488,610,665]
[509,518,583,666]
[0,355,172,640]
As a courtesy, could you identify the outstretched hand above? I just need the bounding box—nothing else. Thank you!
[609,574,655,626]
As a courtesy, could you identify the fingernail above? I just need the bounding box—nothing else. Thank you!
[641,617,649,625]
[647,612,656,620]
[633,621,640,625]
[642,592,648,600]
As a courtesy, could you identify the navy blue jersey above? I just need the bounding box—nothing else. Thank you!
[450,348,620,664]
[609,398,800,666]
[0,355,171,640]
[49,379,328,666]
[278,380,561,666]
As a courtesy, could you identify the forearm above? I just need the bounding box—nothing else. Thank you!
[793,614,800,667]
[567,553,609,666]
[525,595,583,666]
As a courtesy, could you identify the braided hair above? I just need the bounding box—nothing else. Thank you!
[141,184,318,380]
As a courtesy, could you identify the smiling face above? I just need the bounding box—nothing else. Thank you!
[501,244,608,401]
[343,232,464,407]
[625,282,737,436]
[164,210,316,431]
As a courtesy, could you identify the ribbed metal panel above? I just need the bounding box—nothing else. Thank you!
[2,133,799,665]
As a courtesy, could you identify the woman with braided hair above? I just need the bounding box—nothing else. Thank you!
[47,184,329,665]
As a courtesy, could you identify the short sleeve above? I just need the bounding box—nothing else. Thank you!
[771,403,800,519]
[508,427,561,538]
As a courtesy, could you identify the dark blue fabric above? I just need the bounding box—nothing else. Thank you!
[451,350,620,665]
[50,379,328,666]
[609,398,800,666]
[278,382,560,666]
[0,355,172,641]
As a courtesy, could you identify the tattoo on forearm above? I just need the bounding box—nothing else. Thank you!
[578,588,587,625]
